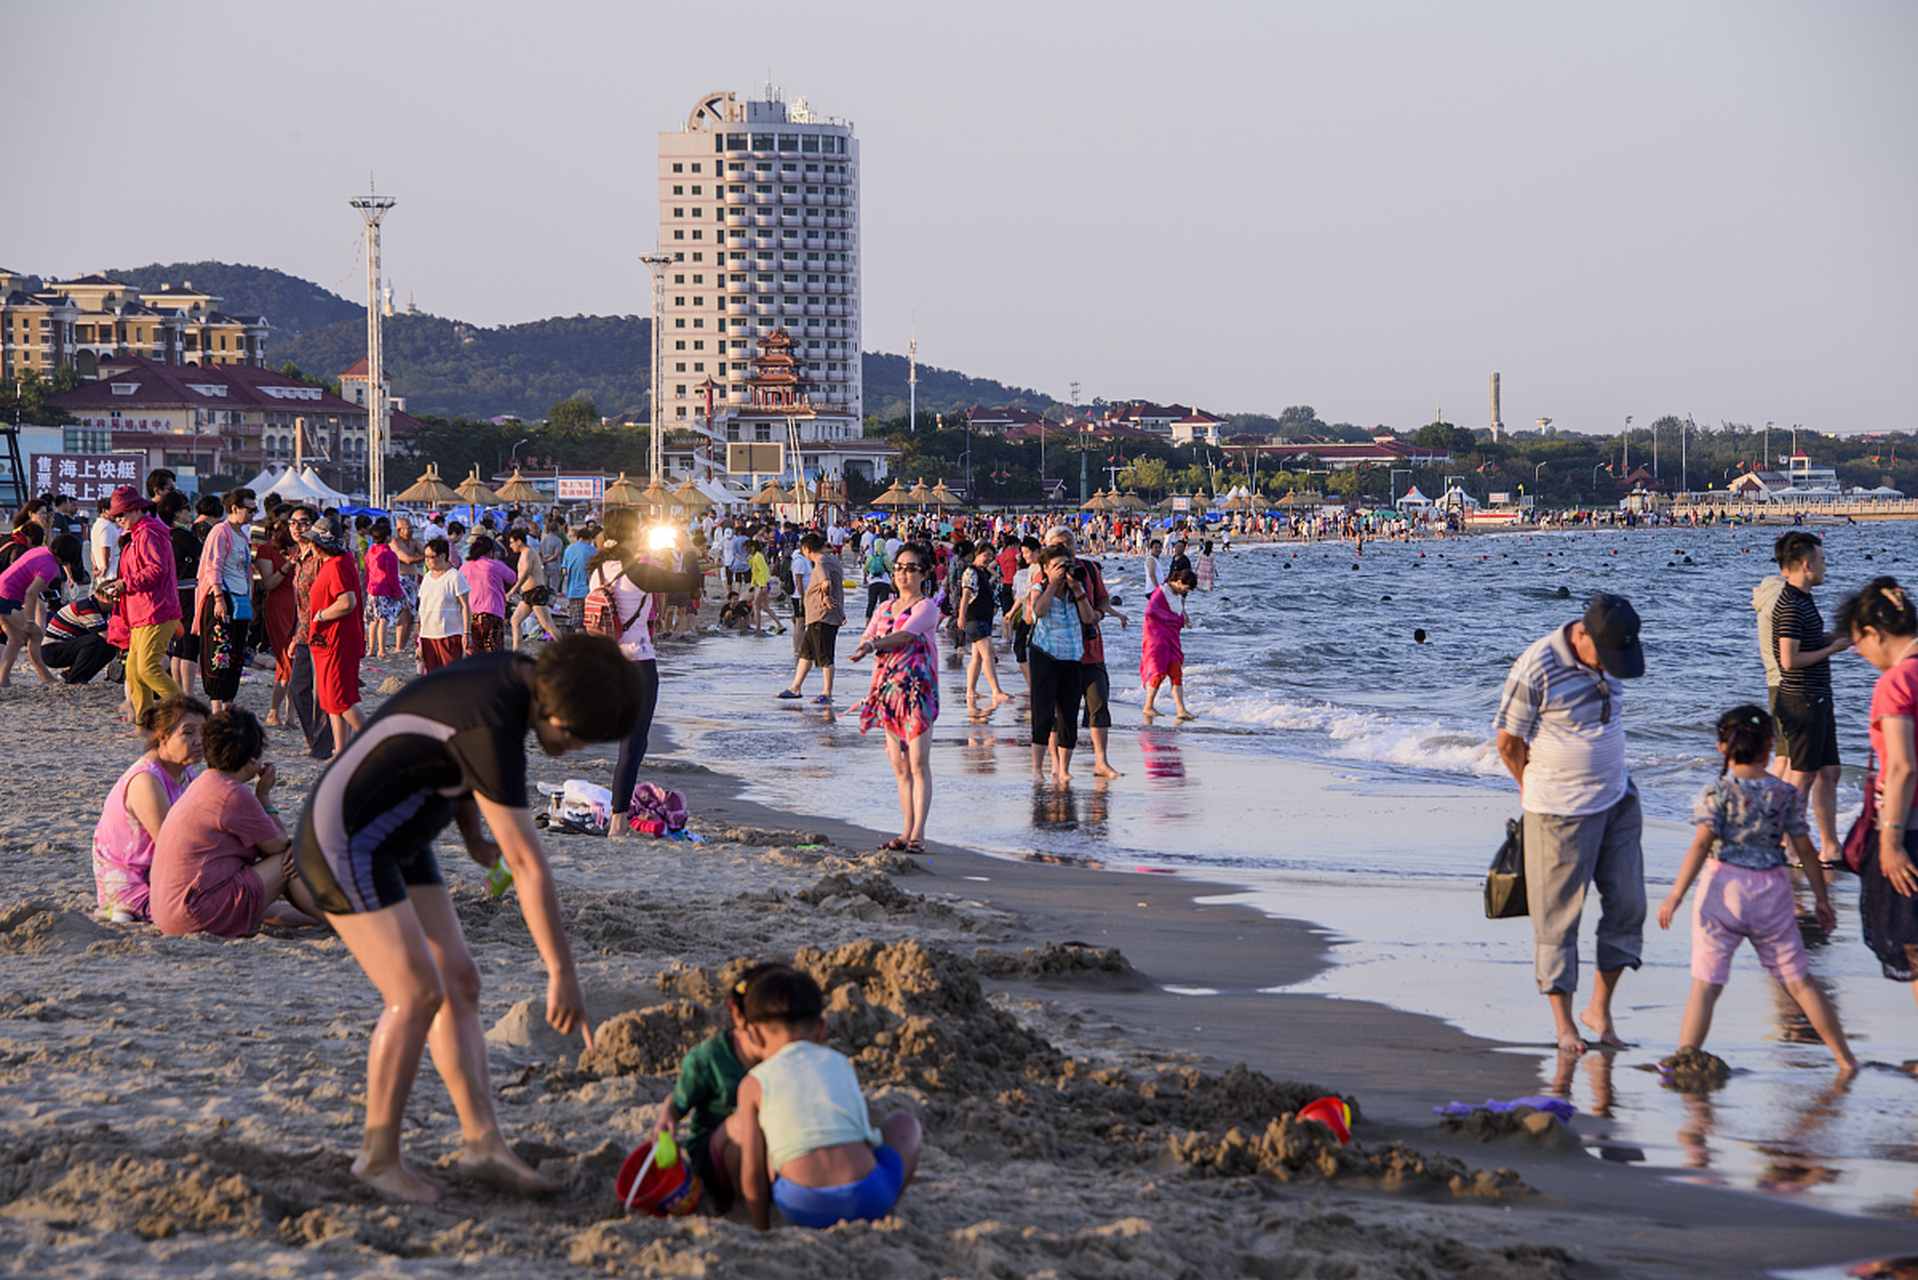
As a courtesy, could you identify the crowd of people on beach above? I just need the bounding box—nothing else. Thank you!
[16,470,1918,1226]
[1495,530,1918,1081]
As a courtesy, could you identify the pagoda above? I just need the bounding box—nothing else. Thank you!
[740,326,815,416]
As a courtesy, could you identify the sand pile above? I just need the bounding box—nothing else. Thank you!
[1437,1106,1585,1154]
[1659,1046,1733,1091]
[580,937,1533,1202]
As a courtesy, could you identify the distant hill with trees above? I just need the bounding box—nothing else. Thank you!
[862,351,1056,420]
[103,260,362,338]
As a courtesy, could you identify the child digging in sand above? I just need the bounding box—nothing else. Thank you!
[733,967,921,1229]
[1657,704,1857,1075]
[654,962,789,1215]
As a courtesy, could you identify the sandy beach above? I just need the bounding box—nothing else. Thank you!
[4,645,1918,1279]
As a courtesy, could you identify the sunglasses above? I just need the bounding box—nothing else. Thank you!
[1594,674,1612,726]
[895,562,926,573]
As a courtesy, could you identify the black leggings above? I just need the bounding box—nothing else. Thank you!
[1029,647,1083,751]
[611,658,661,816]
[866,581,895,619]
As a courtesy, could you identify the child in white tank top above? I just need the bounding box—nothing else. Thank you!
[733,967,922,1230]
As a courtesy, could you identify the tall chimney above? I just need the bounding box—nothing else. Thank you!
[1490,372,1502,442]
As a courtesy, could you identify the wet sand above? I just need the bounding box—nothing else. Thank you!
[3,661,1918,1277]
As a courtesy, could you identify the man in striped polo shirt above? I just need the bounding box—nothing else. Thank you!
[1495,594,1647,1057]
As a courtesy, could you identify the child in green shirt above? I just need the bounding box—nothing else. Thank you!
[657,962,784,1212]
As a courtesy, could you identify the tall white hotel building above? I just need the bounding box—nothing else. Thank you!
[656,87,860,428]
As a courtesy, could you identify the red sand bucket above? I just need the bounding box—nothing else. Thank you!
[1295,1096,1353,1144]
[616,1135,703,1217]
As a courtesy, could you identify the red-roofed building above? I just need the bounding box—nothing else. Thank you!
[1226,433,1453,472]
[966,405,1056,437]
[47,355,370,492]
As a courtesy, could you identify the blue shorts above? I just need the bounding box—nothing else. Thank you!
[772,1144,903,1229]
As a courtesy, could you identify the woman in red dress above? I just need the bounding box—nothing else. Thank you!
[257,516,299,726]
[307,519,367,757]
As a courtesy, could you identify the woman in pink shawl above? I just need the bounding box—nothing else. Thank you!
[191,488,259,712]
[1141,567,1198,720]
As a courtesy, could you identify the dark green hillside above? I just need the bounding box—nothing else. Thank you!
[278,313,653,421]
[861,351,1056,421]
[103,261,362,338]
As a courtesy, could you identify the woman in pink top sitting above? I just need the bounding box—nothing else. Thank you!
[94,694,208,922]
[0,527,82,686]
[152,706,324,936]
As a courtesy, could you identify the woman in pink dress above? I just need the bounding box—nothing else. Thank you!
[151,706,322,936]
[93,694,208,921]
[1140,568,1198,720]
[850,543,940,853]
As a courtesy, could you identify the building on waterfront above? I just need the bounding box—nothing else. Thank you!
[0,270,268,381]
[656,86,860,435]
[45,354,375,493]
[716,327,894,490]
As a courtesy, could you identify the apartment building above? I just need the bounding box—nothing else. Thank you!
[657,86,860,433]
[0,270,268,381]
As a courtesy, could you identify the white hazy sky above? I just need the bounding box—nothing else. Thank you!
[7,1,1914,434]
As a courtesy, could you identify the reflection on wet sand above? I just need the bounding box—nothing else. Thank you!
[1551,1047,1617,1120]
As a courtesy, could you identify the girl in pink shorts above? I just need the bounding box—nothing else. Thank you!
[1657,704,1857,1074]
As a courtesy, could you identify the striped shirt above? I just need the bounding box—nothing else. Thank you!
[1771,583,1829,696]
[1494,623,1627,817]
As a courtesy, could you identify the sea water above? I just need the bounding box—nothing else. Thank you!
[658,521,1918,1220]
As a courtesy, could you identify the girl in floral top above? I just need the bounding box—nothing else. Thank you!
[851,543,939,853]
[1657,704,1855,1074]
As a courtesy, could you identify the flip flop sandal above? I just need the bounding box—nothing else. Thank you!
[879,837,910,852]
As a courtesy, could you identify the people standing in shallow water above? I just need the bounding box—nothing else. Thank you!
[1770,531,1851,865]
[292,635,642,1203]
[1657,705,1855,1075]
[1142,568,1198,720]
[1837,577,1918,1005]
[1494,593,1648,1057]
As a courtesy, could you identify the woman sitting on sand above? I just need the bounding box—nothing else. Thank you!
[93,694,208,922]
[850,542,940,852]
[151,706,323,936]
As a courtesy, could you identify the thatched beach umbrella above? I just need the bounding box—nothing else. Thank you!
[672,477,714,510]
[1080,489,1113,512]
[906,479,934,508]
[1117,490,1149,510]
[393,464,462,506]
[603,472,650,506]
[638,479,682,513]
[930,480,963,507]
[455,468,501,507]
[869,480,910,507]
[749,480,792,506]
[493,468,543,505]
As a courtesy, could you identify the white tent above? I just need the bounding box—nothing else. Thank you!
[241,464,284,493]
[696,477,747,507]
[1395,485,1432,510]
[299,465,353,505]
[266,469,328,502]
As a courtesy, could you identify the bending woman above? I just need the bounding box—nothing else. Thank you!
[850,542,940,852]
[93,694,208,921]
[586,509,702,837]
[193,487,258,713]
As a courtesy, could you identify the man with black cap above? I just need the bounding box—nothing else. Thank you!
[1494,593,1647,1057]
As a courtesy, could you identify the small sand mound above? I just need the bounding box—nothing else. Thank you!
[974,940,1142,985]
[579,1000,711,1076]
[1660,1046,1732,1091]
[711,826,833,848]
[1437,1106,1586,1153]
[0,901,115,955]
[1171,1115,1530,1195]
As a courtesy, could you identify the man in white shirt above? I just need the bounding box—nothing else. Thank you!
[1494,593,1647,1059]
[89,502,121,583]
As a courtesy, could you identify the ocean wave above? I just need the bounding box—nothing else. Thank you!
[1109,680,1507,777]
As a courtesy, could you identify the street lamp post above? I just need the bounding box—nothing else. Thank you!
[1764,420,1773,469]
[509,436,530,470]
[1682,415,1692,495]
[639,253,675,484]
[1623,415,1632,474]
[1534,461,1548,485]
